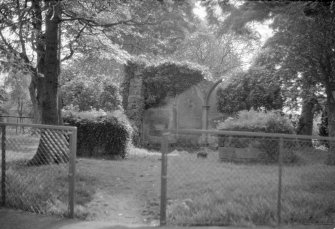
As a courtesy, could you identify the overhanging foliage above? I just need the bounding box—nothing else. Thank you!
[123,59,210,110]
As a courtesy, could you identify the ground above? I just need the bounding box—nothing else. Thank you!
[0,208,334,229]
[74,152,162,225]
[3,136,335,227]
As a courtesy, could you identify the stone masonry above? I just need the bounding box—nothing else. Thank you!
[125,67,145,145]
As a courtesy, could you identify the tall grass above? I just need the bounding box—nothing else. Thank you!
[4,162,97,218]
[166,150,335,226]
[3,137,335,226]
[3,131,97,219]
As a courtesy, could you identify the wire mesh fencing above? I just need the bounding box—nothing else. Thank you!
[0,123,77,217]
[0,116,33,134]
[159,130,335,227]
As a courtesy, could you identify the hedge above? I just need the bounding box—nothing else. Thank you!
[63,110,132,159]
[217,110,298,163]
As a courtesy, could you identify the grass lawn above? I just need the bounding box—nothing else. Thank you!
[166,150,335,226]
[2,134,335,226]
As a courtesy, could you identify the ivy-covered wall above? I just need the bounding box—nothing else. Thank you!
[122,60,209,145]
[121,61,146,145]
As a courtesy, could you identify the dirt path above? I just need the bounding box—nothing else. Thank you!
[77,156,162,226]
[84,190,147,224]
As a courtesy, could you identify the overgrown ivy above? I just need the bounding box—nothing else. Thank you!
[121,60,146,110]
[123,59,209,110]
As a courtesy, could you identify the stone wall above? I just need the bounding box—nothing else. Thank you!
[123,65,145,145]
[122,60,217,147]
[141,81,223,147]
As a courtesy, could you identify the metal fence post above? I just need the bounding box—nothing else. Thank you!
[1,124,6,206]
[277,137,283,226]
[160,133,169,226]
[68,128,77,218]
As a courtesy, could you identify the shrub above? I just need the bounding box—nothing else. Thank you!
[63,109,132,159]
[61,77,122,112]
[217,110,297,163]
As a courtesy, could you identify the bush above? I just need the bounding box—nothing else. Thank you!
[61,77,122,112]
[217,110,297,163]
[63,109,132,159]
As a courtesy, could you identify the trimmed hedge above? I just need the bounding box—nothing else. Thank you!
[63,110,132,159]
[217,110,297,163]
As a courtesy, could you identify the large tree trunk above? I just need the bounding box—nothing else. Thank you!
[296,97,316,136]
[28,0,66,166]
[296,96,316,147]
[325,83,335,165]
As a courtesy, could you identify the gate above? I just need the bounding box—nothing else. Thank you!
[0,123,77,218]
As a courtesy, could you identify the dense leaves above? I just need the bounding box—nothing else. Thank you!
[2,71,32,117]
[63,110,132,159]
[0,0,198,125]
[173,27,244,80]
[217,109,297,163]
[217,67,283,115]
[61,76,122,112]
[0,86,8,114]
[218,109,294,134]
[123,60,209,109]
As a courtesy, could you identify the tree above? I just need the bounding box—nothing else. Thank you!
[173,28,244,80]
[210,0,335,163]
[61,77,101,111]
[0,86,8,119]
[100,82,122,111]
[3,70,32,118]
[217,66,283,115]
[0,0,198,165]
[61,76,122,112]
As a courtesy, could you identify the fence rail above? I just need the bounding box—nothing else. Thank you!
[160,129,335,227]
[0,116,34,134]
[0,122,77,218]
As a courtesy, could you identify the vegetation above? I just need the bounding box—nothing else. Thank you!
[167,150,335,226]
[123,60,209,110]
[217,110,294,134]
[1,0,335,225]
[206,1,335,163]
[63,109,132,159]
[0,0,198,164]
[5,140,335,226]
[217,71,283,115]
[217,110,297,163]
[1,71,32,118]
[62,76,122,112]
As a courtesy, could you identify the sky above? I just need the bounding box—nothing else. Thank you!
[193,1,207,20]
[192,2,274,70]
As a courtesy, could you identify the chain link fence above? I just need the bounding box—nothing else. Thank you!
[0,116,33,134]
[0,123,77,217]
[159,129,335,227]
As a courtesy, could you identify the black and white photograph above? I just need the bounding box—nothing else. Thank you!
[0,1,334,229]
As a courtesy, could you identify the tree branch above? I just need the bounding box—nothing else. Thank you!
[61,9,160,28]
[61,24,87,62]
